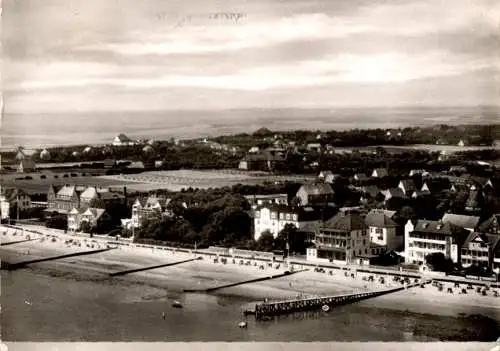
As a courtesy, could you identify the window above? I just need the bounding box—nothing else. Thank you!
[279,213,284,220]
[292,214,298,221]
[375,228,383,234]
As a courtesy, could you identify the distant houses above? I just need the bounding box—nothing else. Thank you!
[112,133,136,147]
[295,182,334,206]
[371,168,388,178]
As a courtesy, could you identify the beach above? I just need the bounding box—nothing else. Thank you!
[2,224,499,321]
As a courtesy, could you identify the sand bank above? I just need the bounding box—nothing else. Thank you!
[1,225,499,320]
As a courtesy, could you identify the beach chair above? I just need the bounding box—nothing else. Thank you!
[447,288,453,294]
[461,288,467,294]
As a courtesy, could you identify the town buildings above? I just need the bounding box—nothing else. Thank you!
[244,194,288,209]
[253,203,334,240]
[307,211,371,265]
[364,209,401,253]
[130,195,171,229]
[295,182,334,206]
[67,207,112,232]
[112,133,136,147]
[404,220,469,265]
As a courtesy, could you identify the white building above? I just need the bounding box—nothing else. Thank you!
[244,194,288,209]
[364,209,401,253]
[112,133,136,147]
[253,204,330,241]
[404,220,468,265]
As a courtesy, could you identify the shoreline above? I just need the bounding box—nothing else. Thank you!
[1,225,499,321]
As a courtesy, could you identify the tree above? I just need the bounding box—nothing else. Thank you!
[256,230,275,252]
[80,220,92,233]
[425,252,454,272]
[276,223,308,256]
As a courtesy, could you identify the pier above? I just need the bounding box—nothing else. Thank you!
[108,257,202,277]
[184,269,308,293]
[1,247,115,270]
[249,281,431,319]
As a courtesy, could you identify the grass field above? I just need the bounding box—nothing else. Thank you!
[99,169,315,192]
[0,171,137,194]
[1,169,315,194]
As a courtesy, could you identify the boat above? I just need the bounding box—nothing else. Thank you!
[172,300,183,308]
[238,321,247,328]
[322,305,330,312]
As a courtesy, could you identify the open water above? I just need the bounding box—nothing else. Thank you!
[1,268,498,342]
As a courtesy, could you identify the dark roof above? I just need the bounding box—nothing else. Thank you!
[421,178,451,193]
[412,220,467,237]
[372,168,388,177]
[441,213,480,230]
[399,179,416,192]
[384,187,405,199]
[362,185,381,198]
[364,210,398,228]
[255,203,336,222]
[354,173,369,181]
[462,232,500,251]
[322,212,368,231]
[298,182,334,196]
[116,133,132,142]
[477,214,500,234]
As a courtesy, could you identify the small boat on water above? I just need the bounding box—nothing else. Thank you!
[322,305,330,312]
[238,321,247,328]
[172,300,183,308]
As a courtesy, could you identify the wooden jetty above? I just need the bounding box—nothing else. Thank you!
[249,281,431,319]
[109,257,202,277]
[184,269,307,293]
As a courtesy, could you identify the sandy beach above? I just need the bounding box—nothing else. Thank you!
[1,224,499,321]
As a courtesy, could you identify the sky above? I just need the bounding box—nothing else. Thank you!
[2,0,500,114]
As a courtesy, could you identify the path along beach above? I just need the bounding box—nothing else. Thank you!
[1,224,499,321]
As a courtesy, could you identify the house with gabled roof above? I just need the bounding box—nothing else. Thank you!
[441,213,480,232]
[361,185,382,199]
[364,209,401,252]
[353,173,369,183]
[67,207,112,233]
[478,214,500,235]
[404,219,469,265]
[421,178,451,194]
[460,232,500,271]
[398,179,416,196]
[112,133,135,146]
[295,182,334,206]
[371,168,388,178]
[382,187,405,202]
[130,195,170,229]
[253,203,335,240]
[308,211,371,265]
[1,187,32,212]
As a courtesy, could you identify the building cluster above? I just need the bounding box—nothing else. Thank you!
[250,166,499,273]
[46,184,127,232]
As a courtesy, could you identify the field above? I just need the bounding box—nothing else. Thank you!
[99,169,315,192]
[0,171,137,194]
[0,169,315,194]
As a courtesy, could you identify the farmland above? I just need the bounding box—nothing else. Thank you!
[99,169,316,192]
[0,169,315,195]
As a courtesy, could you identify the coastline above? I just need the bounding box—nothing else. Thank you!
[1,225,499,321]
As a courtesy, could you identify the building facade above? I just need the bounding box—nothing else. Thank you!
[307,211,371,265]
[404,220,468,265]
[364,209,401,252]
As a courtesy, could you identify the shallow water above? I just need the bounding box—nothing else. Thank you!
[2,269,498,341]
